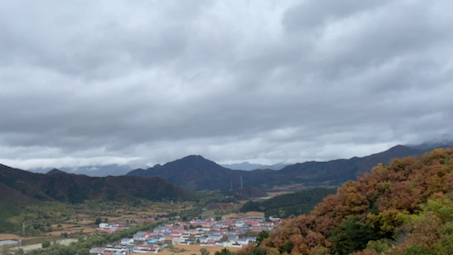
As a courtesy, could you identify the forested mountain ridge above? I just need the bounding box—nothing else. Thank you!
[127,145,437,191]
[127,155,278,190]
[0,164,195,204]
[244,147,453,255]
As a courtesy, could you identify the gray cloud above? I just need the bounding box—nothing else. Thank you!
[0,0,452,170]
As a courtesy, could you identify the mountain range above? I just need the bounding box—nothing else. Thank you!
[2,142,452,205]
[25,141,453,177]
[0,164,195,205]
[127,143,453,191]
[27,162,285,177]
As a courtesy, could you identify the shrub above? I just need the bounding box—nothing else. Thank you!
[42,241,51,249]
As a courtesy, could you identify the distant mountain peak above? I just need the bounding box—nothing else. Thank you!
[46,168,70,175]
[168,155,220,168]
[185,155,204,158]
[179,155,207,161]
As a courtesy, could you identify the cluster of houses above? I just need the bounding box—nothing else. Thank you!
[90,217,281,255]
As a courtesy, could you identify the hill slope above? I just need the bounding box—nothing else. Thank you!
[0,164,195,203]
[251,147,453,255]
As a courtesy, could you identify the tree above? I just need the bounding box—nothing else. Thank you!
[329,216,380,255]
[282,241,294,254]
[215,248,235,255]
[249,247,266,255]
[200,248,210,255]
[278,209,287,218]
[95,217,102,225]
[267,248,281,255]
[42,241,51,249]
[256,231,269,246]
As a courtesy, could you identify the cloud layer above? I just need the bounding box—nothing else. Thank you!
[1,0,452,169]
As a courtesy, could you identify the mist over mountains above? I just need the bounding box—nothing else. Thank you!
[221,162,287,171]
[28,164,137,177]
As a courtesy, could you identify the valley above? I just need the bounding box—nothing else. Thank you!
[1,144,453,255]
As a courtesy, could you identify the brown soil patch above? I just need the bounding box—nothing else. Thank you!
[245,211,265,217]
[223,211,264,218]
[0,234,21,240]
[132,244,241,255]
[222,213,240,219]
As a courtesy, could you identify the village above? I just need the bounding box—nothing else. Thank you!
[89,216,281,255]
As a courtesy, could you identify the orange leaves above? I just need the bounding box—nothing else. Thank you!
[443,170,453,191]
[263,147,453,255]
[289,235,304,254]
[377,181,421,212]
[304,231,328,251]
[313,215,336,236]
[312,193,339,217]
[237,243,255,255]
[270,236,284,250]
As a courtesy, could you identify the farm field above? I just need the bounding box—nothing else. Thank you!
[0,234,21,240]
[266,184,337,198]
[132,244,243,255]
[222,211,264,218]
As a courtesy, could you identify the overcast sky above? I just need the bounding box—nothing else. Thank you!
[1,0,452,170]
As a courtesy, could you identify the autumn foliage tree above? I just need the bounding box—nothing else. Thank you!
[237,148,453,255]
